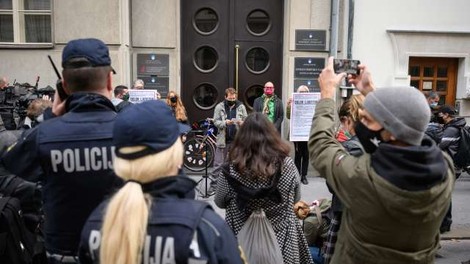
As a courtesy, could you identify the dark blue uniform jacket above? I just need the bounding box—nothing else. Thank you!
[79,176,244,264]
[1,93,123,255]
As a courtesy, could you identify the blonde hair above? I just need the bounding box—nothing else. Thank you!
[296,85,309,93]
[165,91,188,122]
[100,139,184,264]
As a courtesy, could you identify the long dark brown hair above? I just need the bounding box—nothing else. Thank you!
[229,112,291,178]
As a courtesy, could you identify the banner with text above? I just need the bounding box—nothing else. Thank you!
[128,89,160,104]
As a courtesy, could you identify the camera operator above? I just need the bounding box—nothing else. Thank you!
[0,76,17,130]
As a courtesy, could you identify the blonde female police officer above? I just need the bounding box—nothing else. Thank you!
[79,100,245,264]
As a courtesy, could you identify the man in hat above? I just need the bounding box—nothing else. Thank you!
[436,105,466,233]
[308,57,454,264]
[1,38,122,262]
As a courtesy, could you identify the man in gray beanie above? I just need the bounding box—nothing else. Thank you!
[309,57,455,264]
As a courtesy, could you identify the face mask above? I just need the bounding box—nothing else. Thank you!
[226,100,236,106]
[355,122,384,153]
[170,97,177,103]
[122,93,129,101]
[430,102,438,108]
[437,116,445,124]
[264,88,274,96]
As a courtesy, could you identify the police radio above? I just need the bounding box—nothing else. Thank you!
[48,55,68,101]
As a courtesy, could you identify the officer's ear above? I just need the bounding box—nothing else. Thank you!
[106,72,113,94]
[61,79,71,95]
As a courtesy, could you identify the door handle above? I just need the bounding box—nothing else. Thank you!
[235,44,240,94]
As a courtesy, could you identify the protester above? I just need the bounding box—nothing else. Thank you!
[253,81,284,133]
[208,88,247,195]
[78,100,244,264]
[132,79,161,99]
[166,90,189,125]
[436,105,466,233]
[132,79,145,89]
[309,57,455,263]
[286,85,310,184]
[1,38,123,263]
[323,94,364,264]
[215,112,313,264]
[111,85,132,112]
[425,91,443,143]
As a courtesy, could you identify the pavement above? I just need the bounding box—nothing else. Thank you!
[186,164,470,241]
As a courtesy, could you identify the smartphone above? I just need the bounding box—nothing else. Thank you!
[333,59,360,75]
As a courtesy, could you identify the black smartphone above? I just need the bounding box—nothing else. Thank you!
[48,55,68,101]
[333,59,360,75]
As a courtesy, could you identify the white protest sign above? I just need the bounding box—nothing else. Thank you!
[128,89,160,104]
[289,92,321,142]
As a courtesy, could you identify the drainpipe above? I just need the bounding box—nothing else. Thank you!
[347,0,354,59]
[329,0,340,58]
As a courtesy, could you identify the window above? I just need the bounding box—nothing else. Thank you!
[408,57,458,106]
[0,0,52,44]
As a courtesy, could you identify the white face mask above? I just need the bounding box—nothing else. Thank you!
[430,102,438,108]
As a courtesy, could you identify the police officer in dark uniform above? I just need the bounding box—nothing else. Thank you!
[1,38,122,263]
[79,100,245,264]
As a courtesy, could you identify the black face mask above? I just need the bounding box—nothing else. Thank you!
[355,122,384,153]
[170,97,177,103]
[226,100,236,106]
[437,116,445,124]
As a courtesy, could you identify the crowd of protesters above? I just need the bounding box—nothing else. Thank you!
[0,37,464,264]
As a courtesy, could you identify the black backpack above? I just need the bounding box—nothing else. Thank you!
[0,176,39,264]
[454,126,470,169]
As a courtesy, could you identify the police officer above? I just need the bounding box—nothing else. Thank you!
[79,100,245,264]
[2,38,122,263]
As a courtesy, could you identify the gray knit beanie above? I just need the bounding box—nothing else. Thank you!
[363,87,430,146]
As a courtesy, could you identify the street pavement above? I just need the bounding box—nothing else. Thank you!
[187,167,470,263]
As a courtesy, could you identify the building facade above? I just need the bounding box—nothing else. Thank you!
[1,0,469,128]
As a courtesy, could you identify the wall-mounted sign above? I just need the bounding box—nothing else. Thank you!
[138,76,170,98]
[295,30,327,51]
[137,54,169,76]
[294,79,320,93]
[294,57,325,79]
[136,53,170,97]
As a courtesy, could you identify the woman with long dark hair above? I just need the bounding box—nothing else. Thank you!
[215,112,313,264]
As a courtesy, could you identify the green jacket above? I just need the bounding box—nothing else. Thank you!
[309,99,455,264]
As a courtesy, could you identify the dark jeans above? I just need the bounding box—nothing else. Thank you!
[294,141,309,177]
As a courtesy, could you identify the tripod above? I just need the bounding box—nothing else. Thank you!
[195,136,215,198]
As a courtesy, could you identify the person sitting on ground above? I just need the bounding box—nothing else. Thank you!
[309,57,454,264]
[79,100,245,264]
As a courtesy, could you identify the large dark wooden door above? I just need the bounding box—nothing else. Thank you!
[181,0,283,123]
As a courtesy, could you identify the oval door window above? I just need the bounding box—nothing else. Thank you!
[194,46,218,73]
[245,47,270,74]
[193,83,219,110]
[193,8,219,35]
[244,85,264,109]
[246,9,271,36]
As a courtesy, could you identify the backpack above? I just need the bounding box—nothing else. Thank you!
[303,199,332,248]
[237,209,284,264]
[454,126,470,169]
[0,177,37,264]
